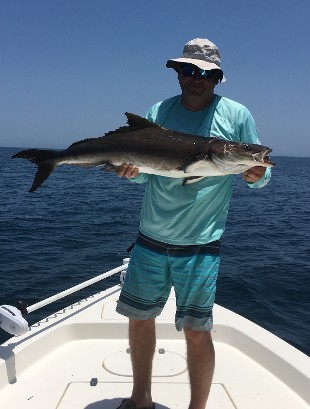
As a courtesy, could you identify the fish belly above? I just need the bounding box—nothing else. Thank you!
[137,161,226,178]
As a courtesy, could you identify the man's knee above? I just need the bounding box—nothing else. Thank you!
[129,317,155,331]
[184,328,213,346]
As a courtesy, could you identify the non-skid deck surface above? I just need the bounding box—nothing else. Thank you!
[0,290,309,409]
[57,382,236,408]
[1,337,307,409]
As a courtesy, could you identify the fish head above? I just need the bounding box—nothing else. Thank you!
[209,139,274,174]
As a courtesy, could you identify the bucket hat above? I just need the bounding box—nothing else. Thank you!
[166,38,226,82]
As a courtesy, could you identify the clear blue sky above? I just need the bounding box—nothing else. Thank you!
[1,0,309,156]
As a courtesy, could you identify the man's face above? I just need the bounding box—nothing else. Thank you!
[177,64,218,98]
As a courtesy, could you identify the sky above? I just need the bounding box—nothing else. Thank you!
[1,0,310,157]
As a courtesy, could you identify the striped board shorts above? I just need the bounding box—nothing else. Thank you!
[116,232,221,331]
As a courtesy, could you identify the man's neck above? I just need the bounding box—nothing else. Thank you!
[181,93,215,112]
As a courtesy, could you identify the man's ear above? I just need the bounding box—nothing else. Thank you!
[213,70,223,85]
[212,72,221,85]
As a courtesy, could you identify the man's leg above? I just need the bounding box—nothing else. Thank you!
[184,328,215,409]
[129,318,156,408]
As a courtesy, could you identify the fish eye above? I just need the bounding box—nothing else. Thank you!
[244,144,251,151]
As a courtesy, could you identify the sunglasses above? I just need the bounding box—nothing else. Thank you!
[178,64,217,79]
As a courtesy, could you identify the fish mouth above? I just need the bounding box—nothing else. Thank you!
[253,148,275,166]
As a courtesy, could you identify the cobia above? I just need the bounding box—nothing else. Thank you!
[12,113,274,192]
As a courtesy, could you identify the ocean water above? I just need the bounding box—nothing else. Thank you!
[0,147,309,356]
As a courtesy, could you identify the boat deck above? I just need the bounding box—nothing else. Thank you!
[0,285,309,409]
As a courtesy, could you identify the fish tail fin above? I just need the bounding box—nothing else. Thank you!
[12,149,59,192]
[29,163,57,192]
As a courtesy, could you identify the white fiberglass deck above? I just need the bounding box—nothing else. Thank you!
[0,285,309,409]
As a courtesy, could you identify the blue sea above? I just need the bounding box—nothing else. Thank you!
[0,147,309,356]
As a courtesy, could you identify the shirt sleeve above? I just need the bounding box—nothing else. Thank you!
[238,107,272,189]
[128,173,151,184]
[247,166,272,188]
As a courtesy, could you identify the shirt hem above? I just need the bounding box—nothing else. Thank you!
[138,227,223,246]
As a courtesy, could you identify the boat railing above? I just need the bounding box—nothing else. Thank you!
[0,258,130,337]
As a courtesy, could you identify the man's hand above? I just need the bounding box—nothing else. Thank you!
[242,166,266,183]
[117,163,140,178]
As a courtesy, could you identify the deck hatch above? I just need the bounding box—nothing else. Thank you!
[102,349,187,377]
[56,382,237,408]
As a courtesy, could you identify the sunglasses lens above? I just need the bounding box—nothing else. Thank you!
[180,65,210,78]
[181,65,196,77]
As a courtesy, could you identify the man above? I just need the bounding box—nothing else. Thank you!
[115,38,271,409]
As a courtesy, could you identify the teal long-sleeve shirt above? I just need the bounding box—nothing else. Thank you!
[130,95,271,245]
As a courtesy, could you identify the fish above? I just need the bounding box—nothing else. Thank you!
[12,112,274,192]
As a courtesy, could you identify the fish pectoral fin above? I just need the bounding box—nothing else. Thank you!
[183,176,205,185]
[177,154,206,173]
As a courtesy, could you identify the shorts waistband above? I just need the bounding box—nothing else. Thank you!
[136,232,221,256]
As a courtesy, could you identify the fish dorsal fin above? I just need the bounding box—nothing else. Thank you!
[105,113,160,136]
[68,113,160,148]
[68,137,97,148]
[126,112,159,128]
